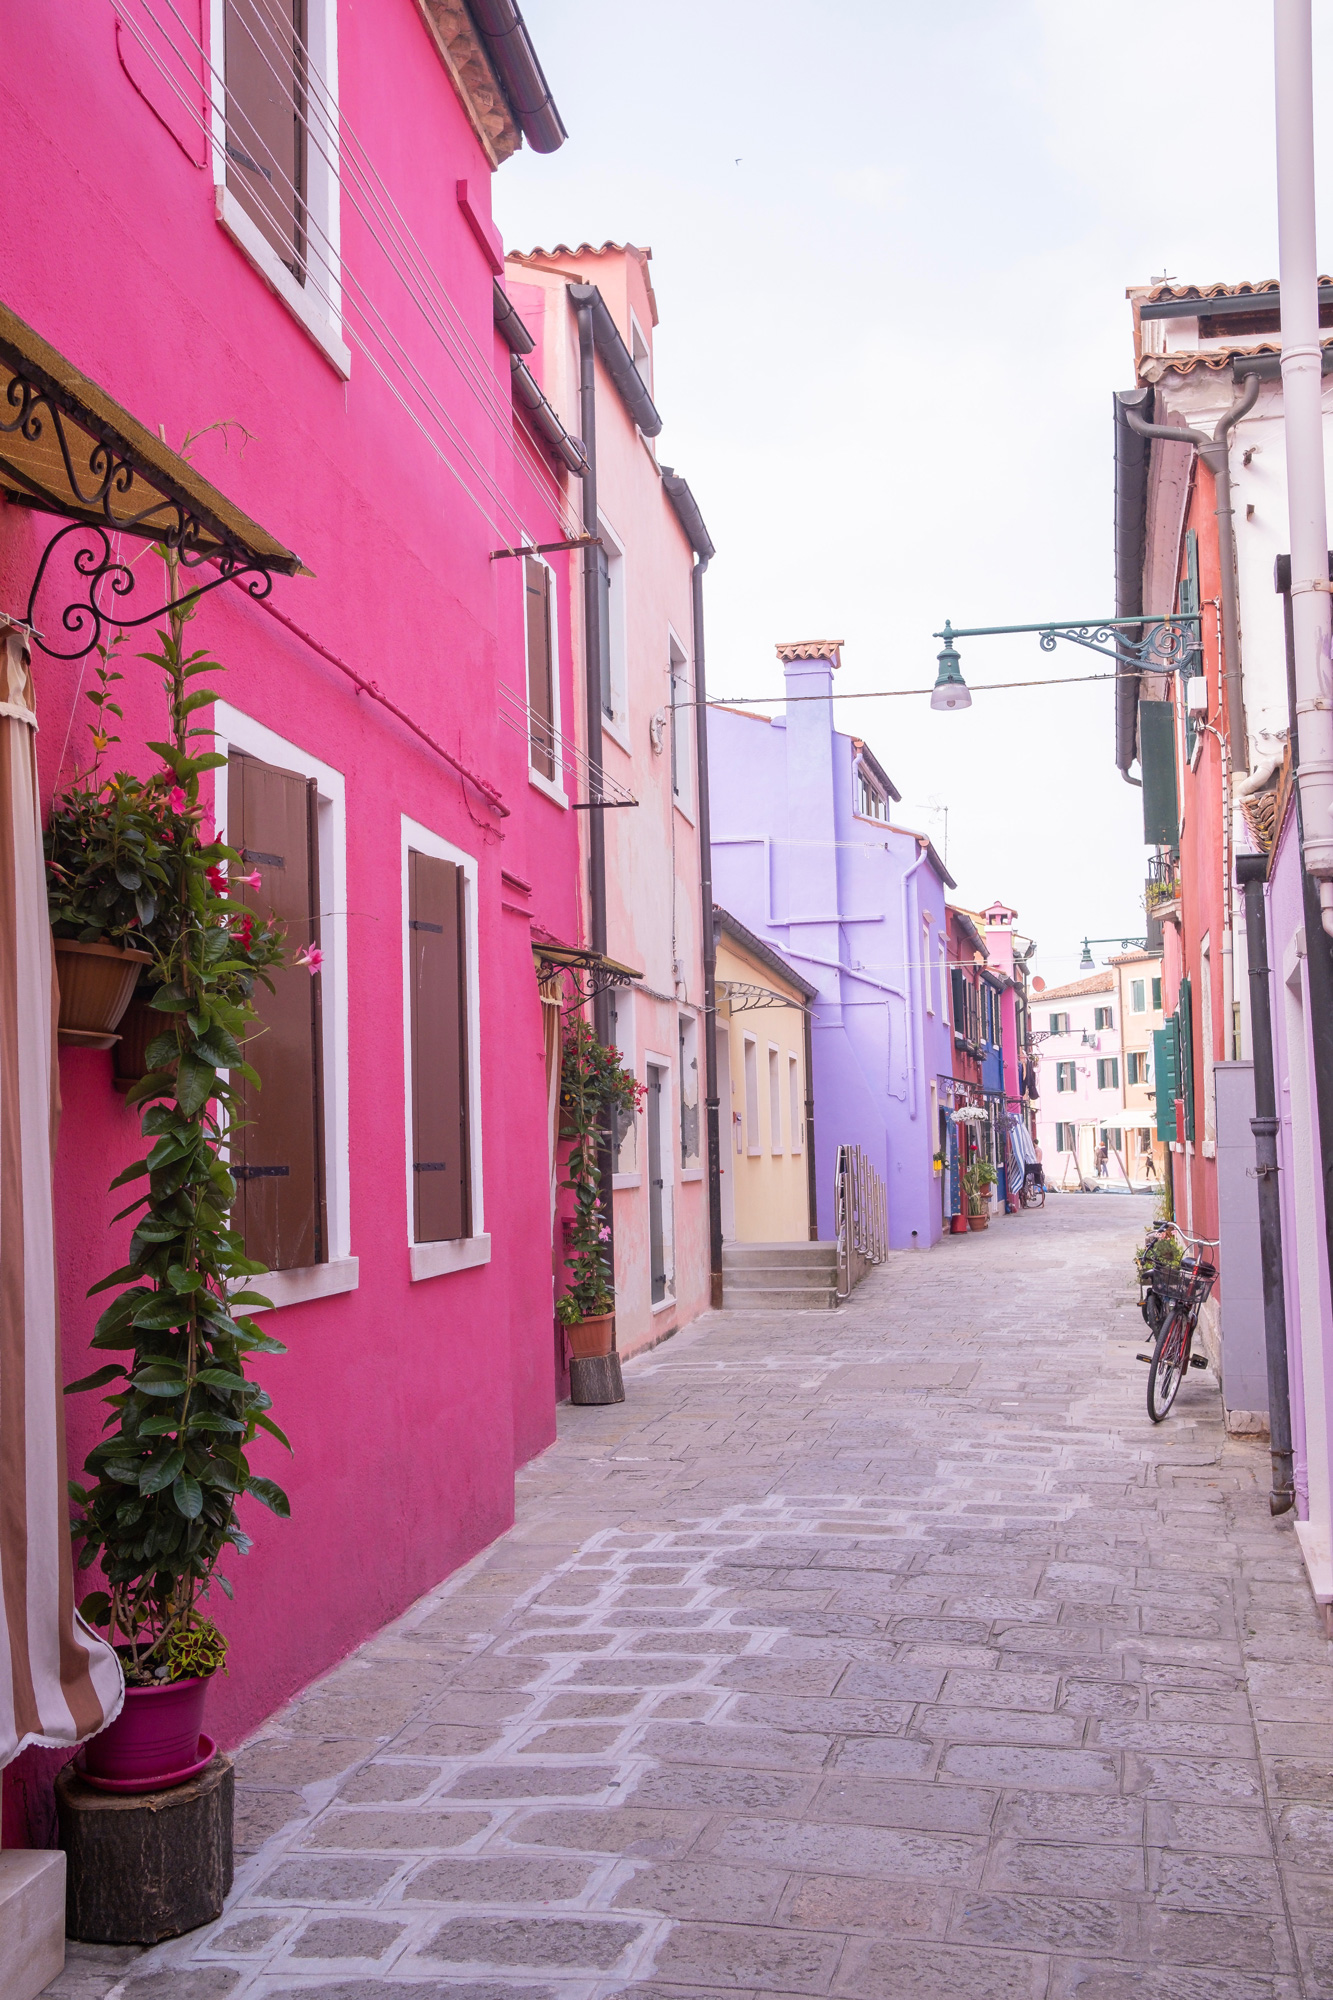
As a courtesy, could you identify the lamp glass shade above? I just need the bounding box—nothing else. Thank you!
[930,637,971,712]
[1079,942,1094,970]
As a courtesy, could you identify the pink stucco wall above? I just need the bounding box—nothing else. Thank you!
[1,0,582,1839]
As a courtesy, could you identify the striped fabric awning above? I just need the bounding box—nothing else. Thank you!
[1,623,121,1768]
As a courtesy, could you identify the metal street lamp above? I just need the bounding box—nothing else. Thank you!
[930,612,1199,711]
[1079,933,1149,971]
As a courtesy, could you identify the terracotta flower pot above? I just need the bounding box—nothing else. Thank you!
[968,1212,989,1231]
[566,1312,614,1359]
[82,1675,210,1790]
[950,1214,970,1235]
[54,939,153,1049]
[112,992,160,1093]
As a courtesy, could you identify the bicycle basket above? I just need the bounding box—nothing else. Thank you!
[1152,1257,1217,1308]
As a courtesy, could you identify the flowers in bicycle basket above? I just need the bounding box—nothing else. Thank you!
[1136,1229,1184,1285]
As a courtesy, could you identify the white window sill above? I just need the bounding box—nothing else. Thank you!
[603,713,631,756]
[680,1166,704,1183]
[529,768,569,809]
[770,1149,784,1159]
[1201,1139,1217,1160]
[612,1172,642,1190]
[410,1234,491,1281]
[245,1257,359,1312]
[651,1293,677,1315]
[673,795,696,828]
[747,1148,762,1159]
[215,185,351,379]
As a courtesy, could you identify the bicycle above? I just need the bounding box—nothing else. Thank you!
[1018,1170,1045,1210]
[1138,1252,1216,1421]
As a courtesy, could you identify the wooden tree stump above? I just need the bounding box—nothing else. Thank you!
[570,1353,625,1404]
[55,1752,233,1944]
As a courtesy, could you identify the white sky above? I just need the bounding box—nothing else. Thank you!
[493,1,1333,988]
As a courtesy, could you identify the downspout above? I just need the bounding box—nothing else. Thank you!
[1125,371,1259,774]
[687,553,724,1309]
[803,1000,819,1242]
[1236,852,1296,1514]
[574,300,614,1273]
[1275,0,1333,941]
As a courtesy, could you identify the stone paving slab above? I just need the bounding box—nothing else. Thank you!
[41,1195,1333,1999]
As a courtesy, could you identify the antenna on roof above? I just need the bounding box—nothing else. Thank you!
[1150,270,1178,286]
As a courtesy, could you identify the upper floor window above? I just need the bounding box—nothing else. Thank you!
[213,0,348,375]
[1097,1056,1120,1091]
[523,555,564,802]
[1130,979,1146,1014]
[855,768,887,821]
[670,639,692,809]
[1094,1006,1113,1030]
[1056,1061,1076,1093]
[1152,976,1163,1011]
[1127,1050,1149,1086]
[1049,1011,1070,1035]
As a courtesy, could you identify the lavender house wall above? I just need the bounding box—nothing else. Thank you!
[708,647,954,1250]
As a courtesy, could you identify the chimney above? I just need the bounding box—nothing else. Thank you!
[778,641,843,921]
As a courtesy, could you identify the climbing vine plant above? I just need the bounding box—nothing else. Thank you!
[59,564,293,1684]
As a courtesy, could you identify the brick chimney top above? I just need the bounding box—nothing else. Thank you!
[776,640,842,667]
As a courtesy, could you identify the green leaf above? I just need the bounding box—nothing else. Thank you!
[244,1475,290,1518]
[250,1409,293,1452]
[131,1366,188,1396]
[78,1591,111,1626]
[175,1053,215,1116]
[172,1472,203,1519]
[108,1159,151,1191]
[149,986,192,1013]
[139,1449,185,1494]
[195,1366,248,1393]
[167,1265,204,1293]
[64,1364,127,1395]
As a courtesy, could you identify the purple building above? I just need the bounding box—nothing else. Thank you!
[708,642,955,1249]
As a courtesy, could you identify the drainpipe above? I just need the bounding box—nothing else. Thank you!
[1275,0,1333,941]
[1236,852,1296,1514]
[802,1000,819,1242]
[1125,372,1259,774]
[687,553,724,1309]
[574,300,614,1272]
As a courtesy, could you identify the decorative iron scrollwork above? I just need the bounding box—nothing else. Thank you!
[535,948,638,1013]
[25,521,275,662]
[1034,615,1201,674]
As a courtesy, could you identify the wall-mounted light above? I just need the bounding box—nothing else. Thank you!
[930,624,971,711]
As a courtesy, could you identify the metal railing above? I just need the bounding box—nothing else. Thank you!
[834,1144,888,1299]
[1146,852,1180,909]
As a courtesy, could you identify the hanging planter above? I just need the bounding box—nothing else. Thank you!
[55,939,153,1047]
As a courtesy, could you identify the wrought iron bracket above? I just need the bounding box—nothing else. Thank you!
[934,613,1201,676]
[717,980,809,1014]
[23,518,276,661]
[536,946,641,1013]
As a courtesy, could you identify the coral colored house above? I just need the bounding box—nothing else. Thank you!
[0,0,584,1842]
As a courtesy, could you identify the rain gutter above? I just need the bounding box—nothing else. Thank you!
[466,0,567,153]
[567,284,663,437]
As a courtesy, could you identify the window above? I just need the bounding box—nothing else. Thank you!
[597,519,627,740]
[679,1014,700,1167]
[1138,1128,1153,1153]
[670,637,692,810]
[1094,1006,1113,1030]
[1130,979,1146,1014]
[789,1052,803,1151]
[1127,1050,1148,1086]
[1049,1012,1070,1035]
[407,852,470,1244]
[1056,1062,1076,1093]
[214,0,347,375]
[645,1058,672,1305]
[743,1036,760,1154]
[1152,976,1163,1012]
[629,312,652,393]
[1055,1121,1076,1151]
[228,748,325,1274]
[401,818,485,1279]
[768,1044,783,1153]
[523,555,562,795]
[1097,1057,1120,1090]
[609,991,637,1175]
[216,702,353,1308]
[856,767,887,821]
[923,917,934,1014]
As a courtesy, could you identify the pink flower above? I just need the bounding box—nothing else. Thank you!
[598,1226,611,1241]
[294,944,324,975]
[205,865,227,896]
[168,785,187,813]
[236,869,262,889]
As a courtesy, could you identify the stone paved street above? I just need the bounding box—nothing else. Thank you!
[50,1195,1333,2000]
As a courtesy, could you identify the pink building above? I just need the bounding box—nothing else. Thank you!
[505,245,714,1352]
[0,2,587,1842]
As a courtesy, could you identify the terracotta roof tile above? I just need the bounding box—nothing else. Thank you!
[1037,971,1116,999]
[775,640,843,665]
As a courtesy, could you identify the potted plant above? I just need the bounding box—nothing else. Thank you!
[962,1160,997,1230]
[555,1018,642,1356]
[65,604,291,1792]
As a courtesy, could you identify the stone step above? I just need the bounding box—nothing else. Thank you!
[724,1265,838,1290]
[722,1282,840,1311]
[722,1241,838,1270]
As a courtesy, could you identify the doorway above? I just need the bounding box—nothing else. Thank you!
[646,1059,672,1304]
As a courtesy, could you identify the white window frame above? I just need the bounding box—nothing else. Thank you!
[599,513,629,751]
[629,309,652,395]
[668,627,694,821]
[678,1011,702,1179]
[788,1051,803,1153]
[768,1042,783,1154]
[1130,978,1146,1014]
[399,816,487,1279]
[855,763,887,823]
[610,988,639,1188]
[521,549,568,809]
[213,701,355,1309]
[644,1049,676,1310]
[208,0,350,377]
[922,915,935,1014]
[743,1033,761,1155]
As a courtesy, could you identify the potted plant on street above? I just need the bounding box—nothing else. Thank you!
[62,604,291,1792]
[555,1018,642,1356]
[962,1160,998,1230]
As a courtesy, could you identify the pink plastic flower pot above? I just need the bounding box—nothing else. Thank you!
[83,1676,210,1788]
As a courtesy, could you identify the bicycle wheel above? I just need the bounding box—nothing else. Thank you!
[1140,1288,1167,1335]
[1148,1312,1190,1422]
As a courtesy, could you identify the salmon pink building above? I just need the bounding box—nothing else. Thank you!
[0,0,590,1846]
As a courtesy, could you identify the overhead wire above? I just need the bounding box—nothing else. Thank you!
[699,670,1129,709]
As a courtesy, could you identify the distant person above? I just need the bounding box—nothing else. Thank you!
[1144,1152,1158,1183]
[1096,1143,1109,1179]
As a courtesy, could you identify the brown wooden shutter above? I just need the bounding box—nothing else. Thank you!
[224,0,307,279]
[228,750,326,1273]
[525,558,556,780]
[409,852,470,1243]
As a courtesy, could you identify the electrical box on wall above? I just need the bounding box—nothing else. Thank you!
[1186,677,1208,715]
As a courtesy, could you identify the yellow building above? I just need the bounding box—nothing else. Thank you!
[715,908,816,1243]
[1113,948,1168,1189]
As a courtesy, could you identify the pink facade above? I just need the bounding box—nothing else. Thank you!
[1,2,585,1839]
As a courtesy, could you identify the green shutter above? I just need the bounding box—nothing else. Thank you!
[1177,975,1195,1143]
[1152,976,1162,1011]
[1152,1024,1179,1141]
[1180,529,1200,763]
[1140,700,1179,847]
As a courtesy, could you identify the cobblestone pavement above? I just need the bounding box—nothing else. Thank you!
[49,1194,1333,2000]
